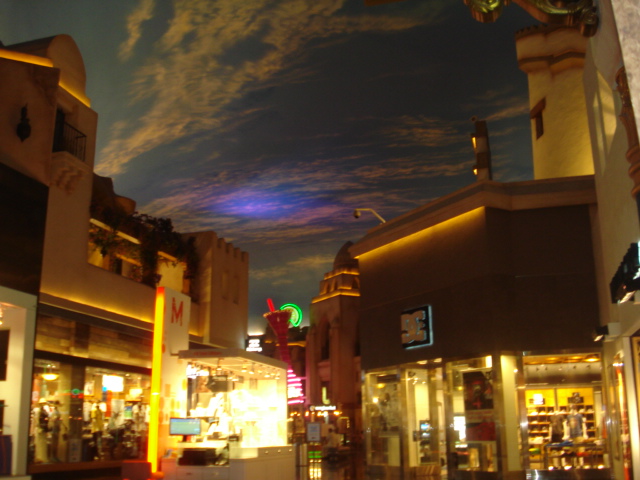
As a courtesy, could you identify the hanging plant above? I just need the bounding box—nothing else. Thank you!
[131,213,196,288]
[89,202,198,289]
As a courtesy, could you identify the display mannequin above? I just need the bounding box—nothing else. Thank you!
[32,399,50,463]
[564,406,587,442]
[549,412,565,443]
[91,402,104,459]
[48,401,64,462]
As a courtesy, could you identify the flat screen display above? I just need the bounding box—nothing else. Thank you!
[169,417,202,436]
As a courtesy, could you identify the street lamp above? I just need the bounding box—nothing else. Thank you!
[470,117,492,181]
[353,208,386,224]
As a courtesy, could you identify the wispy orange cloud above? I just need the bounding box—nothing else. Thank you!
[97,0,447,176]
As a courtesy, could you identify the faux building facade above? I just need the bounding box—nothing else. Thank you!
[351,177,604,480]
[306,242,362,439]
[0,35,249,480]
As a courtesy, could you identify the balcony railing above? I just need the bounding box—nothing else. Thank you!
[53,121,87,162]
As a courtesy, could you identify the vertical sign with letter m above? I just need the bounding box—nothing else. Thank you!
[401,305,433,349]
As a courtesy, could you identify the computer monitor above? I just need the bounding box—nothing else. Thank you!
[169,417,202,440]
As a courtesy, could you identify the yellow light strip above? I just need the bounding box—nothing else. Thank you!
[148,287,165,472]
[0,49,53,68]
[355,207,485,260]
[0,49,91,107]
[311,290,360,303]
[59,79,91,107]
[323,268,359,280]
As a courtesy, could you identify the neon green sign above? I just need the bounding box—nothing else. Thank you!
[280,303,302,327]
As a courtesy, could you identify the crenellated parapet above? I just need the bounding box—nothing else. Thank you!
[215,236,249,263]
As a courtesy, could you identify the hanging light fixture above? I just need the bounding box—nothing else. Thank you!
[42,364,59,381]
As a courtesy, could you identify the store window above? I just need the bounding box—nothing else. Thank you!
[523,352,606,471]
[364,369,402,469]
[403,361,445,478]
[30,358,150,465]
[446,356,498,473]
[183,357,288,449]
[609,349,633,479]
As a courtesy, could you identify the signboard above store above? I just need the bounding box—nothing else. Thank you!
[401,305,433,349]
[246,336,263,353]
[309,404,337,412]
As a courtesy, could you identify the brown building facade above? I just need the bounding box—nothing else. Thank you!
[351,177,606,480]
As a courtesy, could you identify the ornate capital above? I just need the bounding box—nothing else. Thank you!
[464,0,598,36]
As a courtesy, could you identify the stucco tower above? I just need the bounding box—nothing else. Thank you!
[516,26,594,179]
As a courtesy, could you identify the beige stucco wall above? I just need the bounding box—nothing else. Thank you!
[516,26,594,179]
[0,56,58,184]
[189,231,249,349]
[583,1,640,477]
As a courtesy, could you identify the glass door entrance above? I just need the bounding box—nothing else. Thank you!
[364,362,446,480]
[404,363,446,479]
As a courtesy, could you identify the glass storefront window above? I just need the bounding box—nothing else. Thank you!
[522,352,606,471]
[30,358,150,465]
[446,356,498,473]
[608,350,632,479]
[364,369,402,469]
[403,361,446,478]
[182,357,289,450]
[364,362,446,479]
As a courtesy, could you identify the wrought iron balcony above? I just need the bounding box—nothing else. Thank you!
[53,121,86,162]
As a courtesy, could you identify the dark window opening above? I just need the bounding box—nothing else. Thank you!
[530,98,546,139]
[0,330,9,381]
[53,109,87,161]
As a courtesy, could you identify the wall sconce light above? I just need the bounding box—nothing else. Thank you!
[610,243,640,303]
[16,105,31,142]
[592,323,620,342]
[470,117,492,181]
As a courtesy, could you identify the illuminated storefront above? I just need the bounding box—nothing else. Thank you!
[27,310,152,474]
[351,178,609,479]
[158,349,294,480]
[363,353,606,479]
[0,162,48,478]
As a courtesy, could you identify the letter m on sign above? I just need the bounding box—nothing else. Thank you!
[171,297,184,326]
[400,306,433,349]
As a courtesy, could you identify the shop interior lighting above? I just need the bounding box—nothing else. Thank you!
[42,364,59,381]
